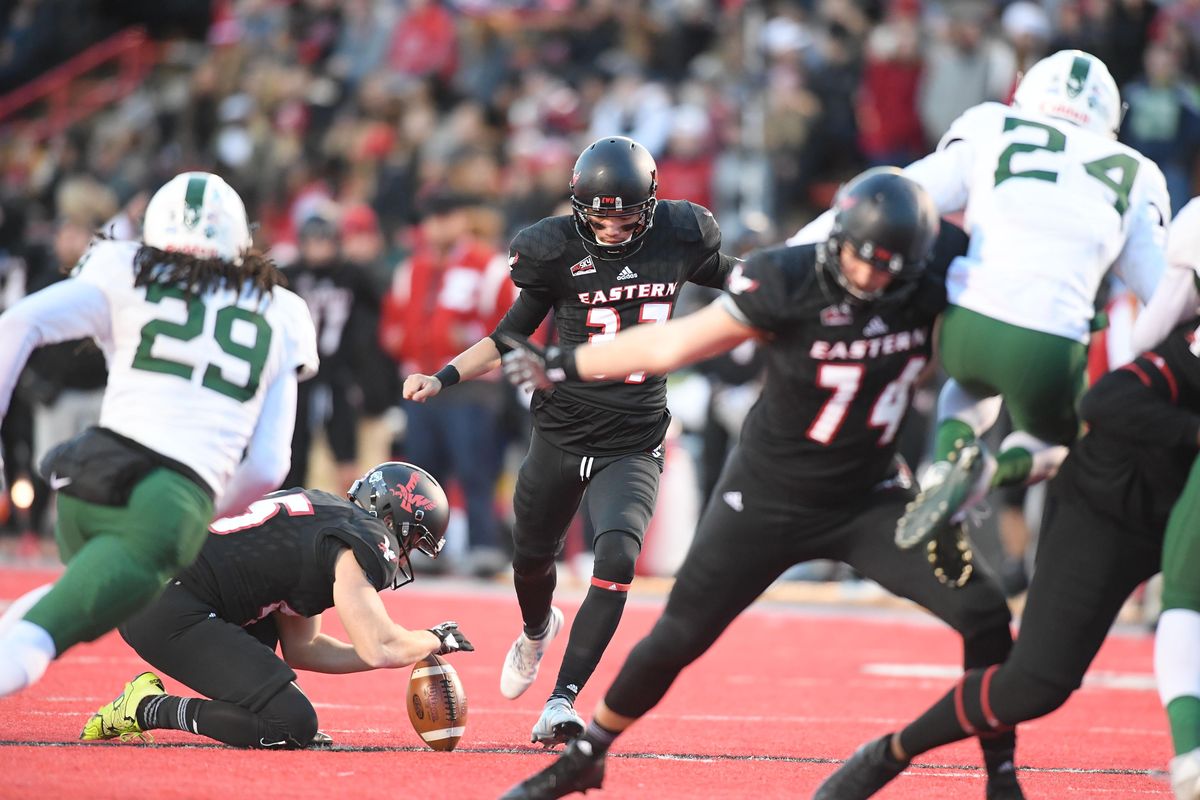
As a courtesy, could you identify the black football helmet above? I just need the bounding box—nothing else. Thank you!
[570,136,658,261]
[348,461,449,588]
[820,167,940,304]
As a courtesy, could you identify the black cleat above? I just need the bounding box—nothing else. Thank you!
[985,763,1025,799]
[499,738,606,799]
[813,735,907,800]
[309,730,334,748]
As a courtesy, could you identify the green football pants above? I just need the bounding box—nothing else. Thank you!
[24,468,213,654]
[938,305,1088,446]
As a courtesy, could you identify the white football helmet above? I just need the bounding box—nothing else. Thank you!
[1012,49,1123,138]
[142,172,253,262]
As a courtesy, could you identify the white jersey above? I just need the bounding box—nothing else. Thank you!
[907,101,1170,343]
[74,240,318,494]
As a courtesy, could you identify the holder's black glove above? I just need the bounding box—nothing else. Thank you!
[428,621,474,654]
[497,332,578,392]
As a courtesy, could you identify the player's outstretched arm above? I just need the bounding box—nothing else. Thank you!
[579,300,755,379]
[402,337,503,402]
[327,550,450,669]
[501,300,754,392]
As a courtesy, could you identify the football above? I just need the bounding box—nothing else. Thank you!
[407,653,468,751]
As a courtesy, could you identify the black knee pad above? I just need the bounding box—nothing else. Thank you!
[259,682,318,748]
[592,531,640,585]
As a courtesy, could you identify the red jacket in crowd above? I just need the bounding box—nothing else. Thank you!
[381,239,516,379]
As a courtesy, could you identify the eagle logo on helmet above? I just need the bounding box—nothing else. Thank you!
[392,472,439,514]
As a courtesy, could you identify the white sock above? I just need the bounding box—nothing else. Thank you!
[0,584,53,635]
[1157,609,1200,706]
[0,620,56,698]
[937,380,1003,438]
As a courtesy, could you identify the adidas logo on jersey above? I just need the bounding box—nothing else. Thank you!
[723,491,744,512]
[616,266,638,280]
[863,316,889,337]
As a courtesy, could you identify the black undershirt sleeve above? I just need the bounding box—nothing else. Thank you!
[491,290,554,354]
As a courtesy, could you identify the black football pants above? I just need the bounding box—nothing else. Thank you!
[898,468,1163,754]
[120,581,316,747]
[603,446,1014,719]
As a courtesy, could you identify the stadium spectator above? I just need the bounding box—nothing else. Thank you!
[381,190,513,577]
[283,212,382,491]
[917,1,1017,145]
[79,462,471,749]
[0,171,318,699]
[1120,41,1200,214]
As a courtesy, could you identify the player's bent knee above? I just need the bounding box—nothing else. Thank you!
[592,531,640,584]
[991,663,1074,723]
[260,683,319,748]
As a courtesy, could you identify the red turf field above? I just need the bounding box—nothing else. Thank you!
[0,567,1172,799]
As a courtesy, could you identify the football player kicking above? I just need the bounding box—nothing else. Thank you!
[792,50,1171,555]
[0,172,319,698]
[80,462,474,749]
[498,169,1024,800]
[403,136,740,746]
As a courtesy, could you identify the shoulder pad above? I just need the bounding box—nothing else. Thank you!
[508,216,575,291]
[510,216,574,263]
[938,102,1007,152]
[71,239,138,285]
[661,200,720,246]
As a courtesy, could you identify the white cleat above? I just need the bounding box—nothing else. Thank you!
[531,696,585,748]
[499,606,565,700]
[1171,748,1200,800]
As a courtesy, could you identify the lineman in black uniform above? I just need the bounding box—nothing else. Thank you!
[79,462,473,749]
[497,168,1022,800]
[403,136,739,745]
[808,317,1200,799]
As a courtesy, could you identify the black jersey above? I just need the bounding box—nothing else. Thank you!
[724,224,968,504]
[494,200,733,455]
[1069,317,1200,535]
[177,489,400,626]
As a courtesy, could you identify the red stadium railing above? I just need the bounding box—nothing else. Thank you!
[0,26,160,139]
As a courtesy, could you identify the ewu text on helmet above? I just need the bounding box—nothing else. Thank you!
[570,136,659,260]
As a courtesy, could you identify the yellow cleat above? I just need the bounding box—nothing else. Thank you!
[80,672,165,743]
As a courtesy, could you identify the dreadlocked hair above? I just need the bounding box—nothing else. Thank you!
[130,245,286,300]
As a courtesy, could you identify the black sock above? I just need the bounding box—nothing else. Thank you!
[137,694,202,733]
[582,720,620,754]
[982,733,1018,781]
[898,689,976,756]
[515,562,557,638]
[555,585,628,699]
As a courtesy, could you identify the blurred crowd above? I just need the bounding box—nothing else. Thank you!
[0,0,1198,587]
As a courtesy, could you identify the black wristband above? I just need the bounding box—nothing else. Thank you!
[433,364,460,388]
